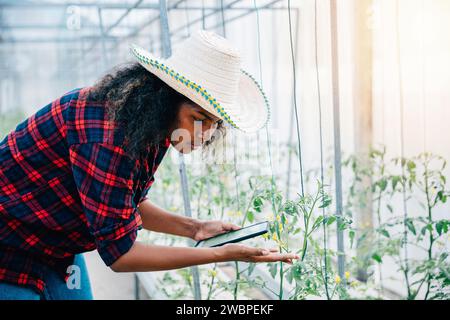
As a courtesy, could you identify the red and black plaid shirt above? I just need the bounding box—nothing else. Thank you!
[0,87,170,294]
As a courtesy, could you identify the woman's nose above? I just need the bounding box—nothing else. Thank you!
[194,122,217,143]
[203,127,217,142]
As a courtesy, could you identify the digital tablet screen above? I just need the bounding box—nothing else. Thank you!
[195,221,269,248]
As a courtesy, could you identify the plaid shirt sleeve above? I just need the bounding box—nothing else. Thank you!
[69,142,142,266]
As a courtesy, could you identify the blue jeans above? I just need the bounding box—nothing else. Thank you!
[0,254,93,300]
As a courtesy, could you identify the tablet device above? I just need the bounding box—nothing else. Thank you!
[195,221,269,248]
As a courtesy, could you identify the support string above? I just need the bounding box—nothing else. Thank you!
[288,0,305,198]
[254,0,285,300]
[395,0,412,298]
[314,0,330,300]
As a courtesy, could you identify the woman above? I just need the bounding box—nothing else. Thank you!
[0,30,298,300]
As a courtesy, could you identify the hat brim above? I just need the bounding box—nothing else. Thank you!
[130,44,269,133]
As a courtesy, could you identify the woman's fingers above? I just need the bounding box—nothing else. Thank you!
[242,246,270,257]
[251,252,300,263]
[222,222,241,231]
[224,243,299,264]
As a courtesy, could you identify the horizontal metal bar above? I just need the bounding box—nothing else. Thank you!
[0,0,285,11]
[60,0,162,73]
[1,1,291,48]
[37,0,295,75]
[0,24,136,31]
[0,36,120,44]
[208,0,284,30]
[168,0,284,43]
[0,0,159,9]
[171,5,291,11]
[169,0,242,36]
[119,0,186,41]
[103,0,145,35]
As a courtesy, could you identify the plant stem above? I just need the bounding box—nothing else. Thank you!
[330,284,338,300]
[279,261,284,300]
[322,242,331,300]
[300,193,319,261]
[300,215,310,261]
[240,186,259,227]
[233,261,240,300]
[232,138,241,300]
[206,265,217,300]
[424,160,434,300]
[401,164,412,299]
[375,191,384,297]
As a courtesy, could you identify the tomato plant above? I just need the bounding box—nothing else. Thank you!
[140,145,449,300]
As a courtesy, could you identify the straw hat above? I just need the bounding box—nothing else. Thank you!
[130,30,269,133]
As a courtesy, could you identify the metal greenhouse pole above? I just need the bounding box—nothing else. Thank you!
[313,0,331,300]
[97,8,110,71]
[330,0,345,279]
[158,0,202,301]
[353,0,374,282]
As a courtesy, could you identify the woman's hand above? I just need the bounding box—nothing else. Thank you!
[217,243,300,265]
[193,220,241,241]
[110,241,299,273]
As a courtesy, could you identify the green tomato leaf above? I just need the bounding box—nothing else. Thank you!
[379,229,390,238]
[435,220,449,236]
[386,204,393,213]
[379,179,388,192]
[326,216,337,226]
[372,253,382,263]
[392,176,401,190]
[247,211,255,223]
[421,224,433,236]
[319,196,332,209]
[406,219,416,235]
[349,230,355,248]
[253,197,263,209]
[407,160,416,171]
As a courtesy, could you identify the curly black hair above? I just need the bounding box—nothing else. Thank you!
[89,62,226,162]
[88,62,199,162]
